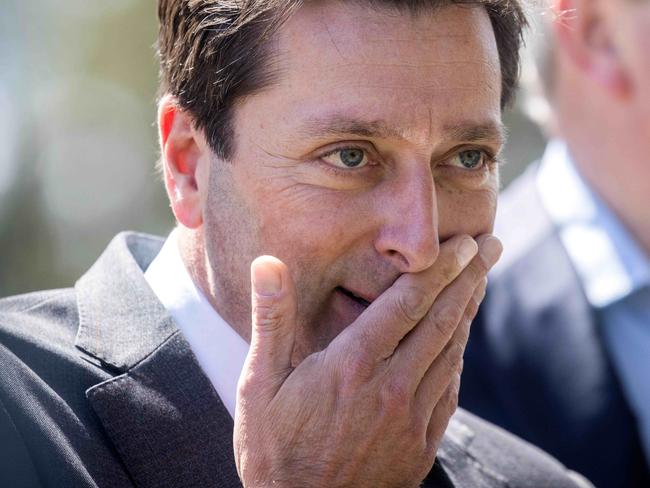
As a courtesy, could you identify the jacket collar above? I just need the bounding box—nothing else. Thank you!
[74,232,241,488]
[75,232,175,371]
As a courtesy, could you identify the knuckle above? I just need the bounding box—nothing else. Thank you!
[441,343,463,373]
[253,301,282,325]
[252,300,283,330]
[411,410,429,434]
[434,303,463,335]
[445,374,461,410]
[463,262,483,284]
[457,318,472,343]
[340,351,374,383]
[394,286,428,323]
[465,296,481,321]
[439,259,460,282]
[478,277,488,295]
[381,377,411,413]
[469,258,489,281]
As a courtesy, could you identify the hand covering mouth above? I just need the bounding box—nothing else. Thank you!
[336,286,372,308]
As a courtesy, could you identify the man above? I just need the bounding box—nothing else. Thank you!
[0,0,590,486]
[460,0,650,487]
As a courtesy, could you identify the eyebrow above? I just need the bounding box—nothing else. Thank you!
[442,121,507,148]
[296,114,506,147]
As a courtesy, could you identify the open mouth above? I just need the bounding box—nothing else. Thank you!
[336,286,371,308]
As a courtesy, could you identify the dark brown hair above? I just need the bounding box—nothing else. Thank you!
[157,0,528,160]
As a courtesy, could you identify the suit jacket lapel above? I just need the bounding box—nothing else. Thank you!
[86,332,241,488]
[75,233,241,488]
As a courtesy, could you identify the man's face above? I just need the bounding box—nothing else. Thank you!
[595,0,650,141]
[201,1,502,360]
[608,0,650,118]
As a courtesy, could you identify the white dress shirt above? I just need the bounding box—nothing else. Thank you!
[537,140,650,464]
[144,228,249,419]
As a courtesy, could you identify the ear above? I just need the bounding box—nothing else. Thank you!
[158,95,208,229]
[552,0,631,98]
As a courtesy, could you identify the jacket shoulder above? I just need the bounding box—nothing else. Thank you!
[0,288,81,367]
[449,408,592,488]
[0,288,129,486]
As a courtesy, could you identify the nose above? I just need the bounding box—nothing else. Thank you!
[374,166,439,273]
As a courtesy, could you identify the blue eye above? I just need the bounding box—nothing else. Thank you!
[451,150,487,170]
[322,148,368,168]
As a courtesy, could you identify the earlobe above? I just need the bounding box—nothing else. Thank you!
[158,95,206,229]
[553,0,631,99]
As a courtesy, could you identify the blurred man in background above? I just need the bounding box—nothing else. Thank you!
[461,0,650,486]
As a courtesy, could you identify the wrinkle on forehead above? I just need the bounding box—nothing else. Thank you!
[239,0,503,153]
[276,1,500,93]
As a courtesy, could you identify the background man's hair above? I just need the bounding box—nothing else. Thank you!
[157,0,528,161]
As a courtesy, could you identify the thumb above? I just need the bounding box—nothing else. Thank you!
[244,255,297,395]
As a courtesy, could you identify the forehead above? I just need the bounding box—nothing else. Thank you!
[266,0,502,144]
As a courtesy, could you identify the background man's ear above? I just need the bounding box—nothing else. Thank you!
[553,0,631,99]
[158,95,208,229]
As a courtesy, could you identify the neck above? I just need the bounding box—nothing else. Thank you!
[176,226,252,343]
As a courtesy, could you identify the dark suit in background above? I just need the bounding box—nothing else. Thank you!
[460,164,650,488]
[0,233,590,487]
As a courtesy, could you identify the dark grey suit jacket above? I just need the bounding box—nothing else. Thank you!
[0,232,590,487]
[460,165,650,488]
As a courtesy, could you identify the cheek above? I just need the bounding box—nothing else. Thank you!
[436,183,498,240]
[254,183,370,263]
[623,13,650,107]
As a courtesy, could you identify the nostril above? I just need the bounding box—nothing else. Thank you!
[384,248,412,271]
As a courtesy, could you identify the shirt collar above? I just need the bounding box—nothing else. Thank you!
[536,140,650,308]
[143,228,249,418]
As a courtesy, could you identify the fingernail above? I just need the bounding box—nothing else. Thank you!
[479,236,503,267]
[457,238,478,267]
[252,259,282,296]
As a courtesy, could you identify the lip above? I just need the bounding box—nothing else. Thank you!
[336,286,375,308]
